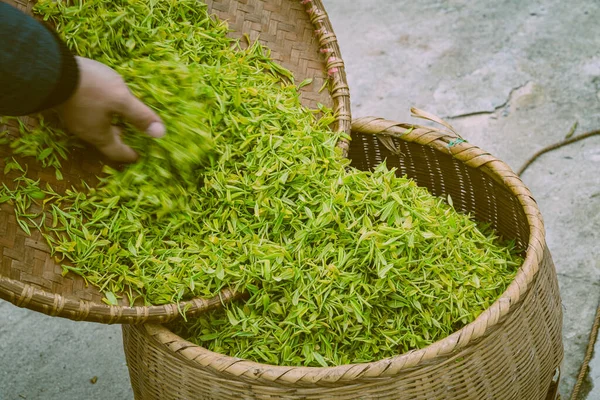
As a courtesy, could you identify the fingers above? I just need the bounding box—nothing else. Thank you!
[94,126,139,163]
[60,57,165,161]
[59,109,137,163]
[118,91,166,138]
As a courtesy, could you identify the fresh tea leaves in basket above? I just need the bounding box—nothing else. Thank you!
[0,0,521,366]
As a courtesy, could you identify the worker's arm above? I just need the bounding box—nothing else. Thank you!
[0,2,79,116]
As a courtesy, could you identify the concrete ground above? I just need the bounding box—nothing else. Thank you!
[1,0,599,399]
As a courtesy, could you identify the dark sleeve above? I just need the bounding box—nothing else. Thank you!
[0,3,79,116]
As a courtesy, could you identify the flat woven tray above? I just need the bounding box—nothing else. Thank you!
[122,115,563,400]
[0,0,351,324]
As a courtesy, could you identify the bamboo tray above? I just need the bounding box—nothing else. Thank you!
[0,0,350,324]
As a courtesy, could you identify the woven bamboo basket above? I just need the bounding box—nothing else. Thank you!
[122,113,564,399]
[0,0,350,324]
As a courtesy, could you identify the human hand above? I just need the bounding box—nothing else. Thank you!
[57,56,165,162]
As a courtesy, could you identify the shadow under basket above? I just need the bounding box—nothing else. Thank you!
[122,117,564,400]
[0,0,350,324]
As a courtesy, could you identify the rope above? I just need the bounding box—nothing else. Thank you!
[569,301,600,400]
[517,130,600,176]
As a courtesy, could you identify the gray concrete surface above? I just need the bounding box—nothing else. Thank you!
[0,302,131,400]
[592,340,600,400]
[1,0,599,399]
[592,340,600,399]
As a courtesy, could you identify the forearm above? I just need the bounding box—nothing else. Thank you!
[0,3,79,116]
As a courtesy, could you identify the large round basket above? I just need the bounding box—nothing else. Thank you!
[0,0,350,324]
[122,115,564,400]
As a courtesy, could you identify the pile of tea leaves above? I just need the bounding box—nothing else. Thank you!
[0,0,522,367]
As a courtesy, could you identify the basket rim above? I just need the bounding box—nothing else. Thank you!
[140,111,548,384]
[0,0,351,324]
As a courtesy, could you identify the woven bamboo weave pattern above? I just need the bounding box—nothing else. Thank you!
[0,0,351,324]
[122,116,563,399]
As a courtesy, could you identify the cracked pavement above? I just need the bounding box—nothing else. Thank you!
[1,1,599,399]
[446,81,532,119]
